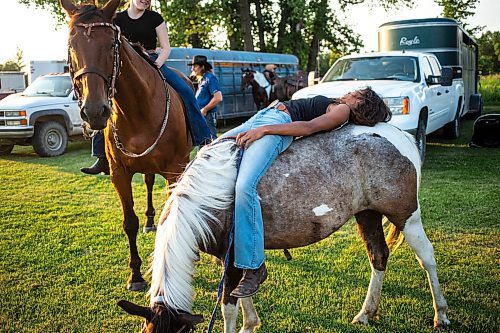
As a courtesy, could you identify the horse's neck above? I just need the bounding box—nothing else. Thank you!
[114,43,165,124]
[250,79,261,91]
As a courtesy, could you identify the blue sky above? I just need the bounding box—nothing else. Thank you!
[1,0,499,65]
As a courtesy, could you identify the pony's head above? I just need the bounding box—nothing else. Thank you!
[61,0,122,130]
[118,300,203,333]
[240,69,255,92]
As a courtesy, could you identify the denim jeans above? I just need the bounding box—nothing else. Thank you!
[149,53,214,145]
[91,131,105,158]
[204,111,218,137]
[220,106,293,269]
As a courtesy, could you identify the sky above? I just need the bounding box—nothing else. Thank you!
[0,0,499,66]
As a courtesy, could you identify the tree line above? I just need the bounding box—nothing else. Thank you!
[5,0,499,74]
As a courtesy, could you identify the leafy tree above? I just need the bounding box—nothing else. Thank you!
[0,47,26,72]
[435,0,483,35]
[477,31,500,74]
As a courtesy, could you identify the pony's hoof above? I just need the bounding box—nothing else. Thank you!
[127,281,148,291]
[434,317,451,328]
[143,225,156,233]
[351,313,369,325]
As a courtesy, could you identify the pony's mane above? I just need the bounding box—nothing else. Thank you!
[148,140,241,311]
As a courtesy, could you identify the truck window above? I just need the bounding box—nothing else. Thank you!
[23,76,72,97]
[421,57,434,81]
[323,56,419,82]
[428,57,442,76]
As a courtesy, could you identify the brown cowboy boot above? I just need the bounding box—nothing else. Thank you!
[230,263,268,298]
[80,157,110,175]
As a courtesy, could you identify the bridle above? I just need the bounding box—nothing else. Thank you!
[68,22,121,109]
[68,21,172,158]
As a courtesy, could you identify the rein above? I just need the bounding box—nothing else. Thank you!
[68,22,172,158]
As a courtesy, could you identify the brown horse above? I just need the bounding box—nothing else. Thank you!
[61,0,192,291]
[240,69,273,110]
[118,124,450,332]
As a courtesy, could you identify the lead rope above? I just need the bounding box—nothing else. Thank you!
[206,138,244,333]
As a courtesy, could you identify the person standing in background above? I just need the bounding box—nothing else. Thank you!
[190,55,222,138]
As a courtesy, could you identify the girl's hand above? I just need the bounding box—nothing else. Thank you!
[236,128,266,148]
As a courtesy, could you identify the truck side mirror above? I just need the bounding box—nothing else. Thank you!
[440,67,453,87]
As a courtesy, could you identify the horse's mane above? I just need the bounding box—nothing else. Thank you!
[129,43,158,68]
[69,4,107,28]
[149,140,241,311]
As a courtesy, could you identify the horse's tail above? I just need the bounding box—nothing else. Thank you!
[384,217,405,252]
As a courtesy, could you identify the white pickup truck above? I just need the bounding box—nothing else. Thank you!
[0,73,83,157]
[294,51,464,161]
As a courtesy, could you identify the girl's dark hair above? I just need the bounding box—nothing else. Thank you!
[349,87,392,126]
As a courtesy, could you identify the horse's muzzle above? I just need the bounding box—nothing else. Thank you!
[80,101,111,130]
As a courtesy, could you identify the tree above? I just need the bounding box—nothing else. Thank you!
[435,0,483,35]
[0,47,26,72]
[477,31,500,74]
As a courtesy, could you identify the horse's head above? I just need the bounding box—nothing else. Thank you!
[60,0,122,130]
[118,300,203,333]
[240,69,254,92]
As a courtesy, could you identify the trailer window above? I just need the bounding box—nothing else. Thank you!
[323,56,419,82]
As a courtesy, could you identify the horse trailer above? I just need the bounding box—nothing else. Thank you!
[165,48,299,120]
[378,18,482,117]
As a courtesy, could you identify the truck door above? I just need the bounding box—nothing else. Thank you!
[426,56,450,133]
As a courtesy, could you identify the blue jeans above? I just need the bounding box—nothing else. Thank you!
[205,111,218,137]
[150,53,214,145]
[91,131,105,158]
[220,106,293,269]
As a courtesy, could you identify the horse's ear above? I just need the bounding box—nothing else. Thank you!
[60,0,77,16]
[178,313,204,326]
[101,0,121,21]
[117,300,154,321]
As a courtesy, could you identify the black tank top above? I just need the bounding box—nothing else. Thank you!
[114,10,164,50]
[283,96,337,122]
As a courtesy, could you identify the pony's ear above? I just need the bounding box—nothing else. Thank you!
[178,313,204,326]
[101,0,121,21]
[60,0,77,16]
[118,300,154,321]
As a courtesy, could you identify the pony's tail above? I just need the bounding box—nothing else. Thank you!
[384,217,405,252]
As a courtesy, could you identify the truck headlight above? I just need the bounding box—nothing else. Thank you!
[5,110,27,117]
[384,97,409,115]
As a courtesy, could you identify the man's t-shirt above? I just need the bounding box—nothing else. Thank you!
[114,10,164,50]
[195,72,221,113]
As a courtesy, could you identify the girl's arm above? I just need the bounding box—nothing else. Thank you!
[236,104,350,147]
[154,22,171,67]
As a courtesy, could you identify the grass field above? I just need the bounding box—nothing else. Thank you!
[479,74,500,104]
[1,107,499,333]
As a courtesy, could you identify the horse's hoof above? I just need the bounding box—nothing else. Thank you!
[434,318,451,328]
[351,313,369,325]
[143,225,156,233]
[127,281,148,291]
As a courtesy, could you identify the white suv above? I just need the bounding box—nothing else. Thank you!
[294,51,464,161]
[0,73,83,157]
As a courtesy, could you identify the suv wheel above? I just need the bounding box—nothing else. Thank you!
[33,121,68,157]
[0,144,14,156]
[415,116,427,164]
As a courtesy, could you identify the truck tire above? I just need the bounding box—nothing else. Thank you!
[0,144,14,156]
[33,121,68,157]
[443,101,461,139]
[415,114,427,164]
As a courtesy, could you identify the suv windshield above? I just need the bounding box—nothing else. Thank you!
[23,76,72,97]
[323,56,419,82]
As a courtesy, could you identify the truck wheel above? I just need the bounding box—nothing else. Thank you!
[33,121,68,157]
[415,116,427,164]
[443,103,461,139]
[0,144,14,156]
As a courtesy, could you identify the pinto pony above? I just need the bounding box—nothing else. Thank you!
[119,124,450,332]
[61,0,193,291]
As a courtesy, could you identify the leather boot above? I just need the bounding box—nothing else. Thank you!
[230,263,268,298]
[80,157,110,175]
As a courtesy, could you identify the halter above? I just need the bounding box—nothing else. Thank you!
[68,21,172,158]
[68,22,122,108]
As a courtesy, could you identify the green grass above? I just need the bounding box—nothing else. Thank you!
[1,109,499,333]
[479,74,500,104]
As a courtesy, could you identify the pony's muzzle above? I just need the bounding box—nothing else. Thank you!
[80,101,111,130]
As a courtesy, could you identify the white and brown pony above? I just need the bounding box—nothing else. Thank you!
[118,123,450,332]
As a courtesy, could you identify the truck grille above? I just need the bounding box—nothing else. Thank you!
[0,120,5,126]
[0,111,4,117]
